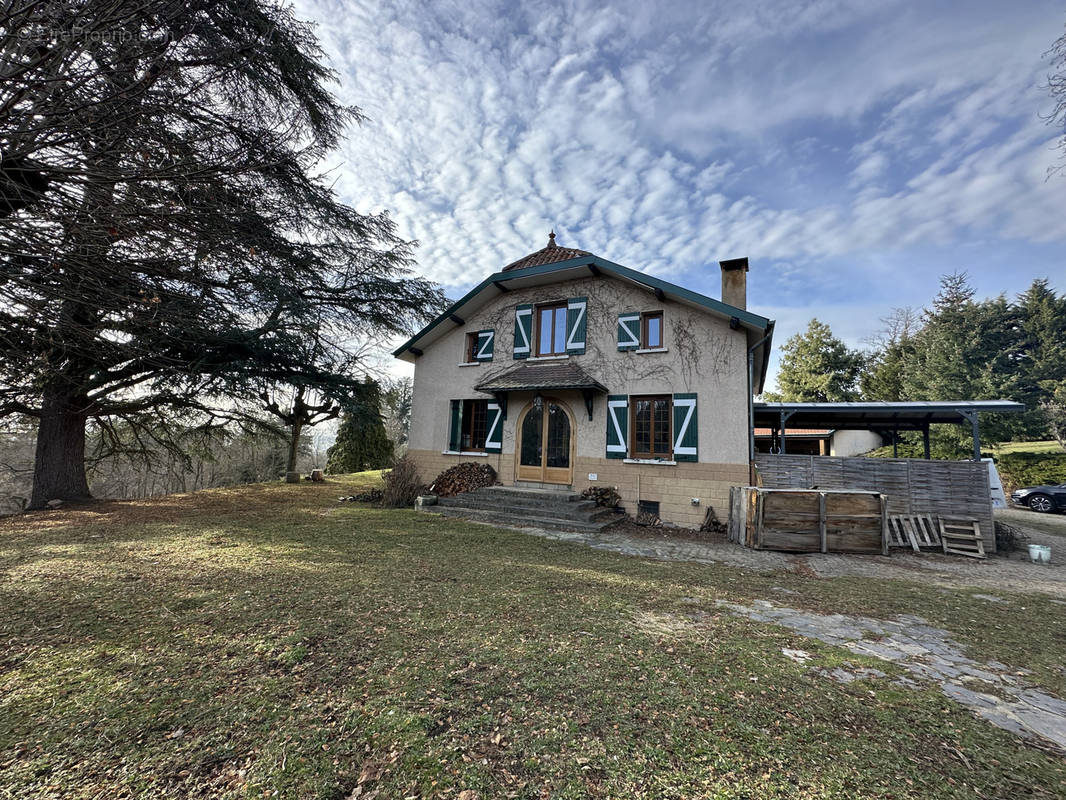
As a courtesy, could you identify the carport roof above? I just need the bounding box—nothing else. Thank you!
[752,400,1025,431]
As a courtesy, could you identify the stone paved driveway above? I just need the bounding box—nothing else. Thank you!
[717,599,1066,753]
[511,521,1066,597]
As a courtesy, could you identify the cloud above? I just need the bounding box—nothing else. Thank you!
[296,0,1066,382]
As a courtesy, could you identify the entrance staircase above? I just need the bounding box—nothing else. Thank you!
[433,485,617,532]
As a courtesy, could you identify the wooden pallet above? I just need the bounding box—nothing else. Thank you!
[887,515,940,552]
[938,517,986,559]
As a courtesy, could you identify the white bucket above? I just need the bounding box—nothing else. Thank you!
[1028,544,1051,565]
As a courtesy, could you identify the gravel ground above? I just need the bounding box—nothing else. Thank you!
[492,506,1066,598]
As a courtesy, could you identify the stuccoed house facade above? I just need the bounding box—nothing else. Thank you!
[394,234,775,528]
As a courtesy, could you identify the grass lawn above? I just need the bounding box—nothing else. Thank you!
[2,473,1066,799]
[993,440,1064,455]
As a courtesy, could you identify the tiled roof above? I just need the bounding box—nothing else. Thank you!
[500,231,592,272]
[475,361,607,393]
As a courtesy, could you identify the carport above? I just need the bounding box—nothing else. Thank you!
[751,400,1026,461]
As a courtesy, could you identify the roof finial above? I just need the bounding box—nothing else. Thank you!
[547,230,557,249]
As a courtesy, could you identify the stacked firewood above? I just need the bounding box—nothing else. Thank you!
[699,506,727,534]
[338,487,384,503]
[429,462,498,497]
[581,486,621,508]
[633,511,663,527]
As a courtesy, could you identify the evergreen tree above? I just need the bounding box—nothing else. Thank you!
[1015,279,1066,437]
[0,1,444,508]
[775,319,864,402]
[901,273,1026,454]
[861,308,918,401]
[325,379,393,474]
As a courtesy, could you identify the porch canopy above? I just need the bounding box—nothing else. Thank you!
[476,361,607,420]
[752,400,1025,460]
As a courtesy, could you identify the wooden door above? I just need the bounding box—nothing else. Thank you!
[516,398,573,484]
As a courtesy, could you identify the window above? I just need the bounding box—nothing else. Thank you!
[637,500,660,517]
[641,311,663,349]
[630,395,672,459]
[536,302,568,356]
[461,399,488,451]
[464,332,479,363]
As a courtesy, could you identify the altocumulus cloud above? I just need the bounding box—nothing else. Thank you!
[294,0,1066,384]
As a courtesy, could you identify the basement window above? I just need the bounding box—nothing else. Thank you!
[637,500,660,517]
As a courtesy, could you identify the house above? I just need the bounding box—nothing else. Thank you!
[393,234,775,528]
[753,427,883,456]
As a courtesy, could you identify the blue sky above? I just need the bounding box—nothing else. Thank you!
[295,0,1066,387]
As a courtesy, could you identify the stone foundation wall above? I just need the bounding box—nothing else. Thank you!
[406,448,747,529]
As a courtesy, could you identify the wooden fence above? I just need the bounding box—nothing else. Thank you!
[753,454,995,552]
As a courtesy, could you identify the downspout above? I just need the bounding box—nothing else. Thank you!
[747,329,774,483]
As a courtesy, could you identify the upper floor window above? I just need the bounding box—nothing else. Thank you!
[642,311,663,349]
[464,332,479,363]
[618,310,665,351]
[536,302,568,356]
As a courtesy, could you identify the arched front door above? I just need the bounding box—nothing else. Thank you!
[516,397,574,485]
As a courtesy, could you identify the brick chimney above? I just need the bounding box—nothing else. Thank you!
[719,257,748,310]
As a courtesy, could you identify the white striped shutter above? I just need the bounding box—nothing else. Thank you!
[672,393,697,461]
[485,402,503,452]
[617,313,640,351]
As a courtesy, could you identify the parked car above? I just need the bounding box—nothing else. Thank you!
[1010,484,1066,513]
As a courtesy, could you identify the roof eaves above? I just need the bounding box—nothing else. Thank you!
[394,253,775,358]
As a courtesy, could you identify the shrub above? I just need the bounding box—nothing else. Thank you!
[995,452,1066,492]
[381,456,424,508]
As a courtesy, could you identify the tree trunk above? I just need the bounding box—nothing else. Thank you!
[29,388,92,509]
[286,421,303,473]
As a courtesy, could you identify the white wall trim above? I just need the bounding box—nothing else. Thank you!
[441,450,491,457]
[623,458,677,466]
[634,347,669,354]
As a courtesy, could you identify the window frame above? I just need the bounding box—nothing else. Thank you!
[629,394,672,460]
[535,301,568,357]
[640,310,664,350]
[460,398,489,452]
[464,332,480,363]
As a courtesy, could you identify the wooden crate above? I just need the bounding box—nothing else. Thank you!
[753,453,996,553]
[730,487,887,555]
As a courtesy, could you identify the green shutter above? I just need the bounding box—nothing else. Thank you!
[513,304,532,359]
[566,297,587,355]
[448,400,462,452]
[485,402,503,453]
[476,329,494,361]
[673,393,697,462]
[606,395,628,458]
[617,313,640,351]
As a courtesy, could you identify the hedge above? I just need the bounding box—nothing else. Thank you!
[995,452,1066,492]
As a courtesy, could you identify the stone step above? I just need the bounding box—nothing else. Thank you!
[433,505,617,532]
[471,486,583,503]
[437,493,607,520]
